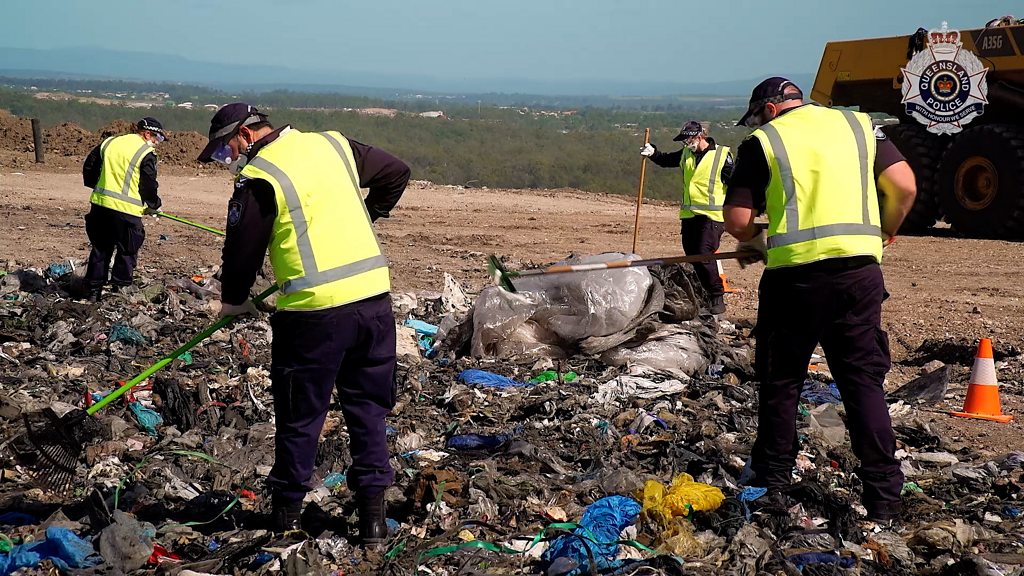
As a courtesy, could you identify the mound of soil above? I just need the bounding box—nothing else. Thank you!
[43,122,99,157]
[160,131,208,168]
[99,119,136,139]
[0,110,35,153]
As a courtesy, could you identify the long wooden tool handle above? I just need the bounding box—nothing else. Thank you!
[631,128,650,254]
[512,250,758,278]
[86,284,279,415]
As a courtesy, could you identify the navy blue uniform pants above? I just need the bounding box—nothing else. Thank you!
[267,294,397,506]
[750,259,903,520]
[84,204,145,289]
[680,215,724,299]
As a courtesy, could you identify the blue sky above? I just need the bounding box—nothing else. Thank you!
[2,0,1017,86]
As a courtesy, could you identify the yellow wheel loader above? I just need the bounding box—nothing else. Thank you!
[812,17,1024,239]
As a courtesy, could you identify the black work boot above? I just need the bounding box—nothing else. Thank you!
[710,295,726,315]
[87,287,103,303]
[271,501,303,533]
[356,491,388,547]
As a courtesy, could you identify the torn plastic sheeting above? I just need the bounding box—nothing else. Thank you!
[591,375,686,404]
[786,551,857,570]
[890,365,950,405]
[129,400,164,436]
[808,403,847,447]
[404,318,439,336]
[512,253,653,342]
[445,432,513,452]
[109,323,148,346]
[472,253,654,359]
[46,262,73,279]
[737,487,768,520]
[542,495,642,576]
[0,527,101,574]
[458,369,535,389]
[801,380,842,404]
[599,325,705,378]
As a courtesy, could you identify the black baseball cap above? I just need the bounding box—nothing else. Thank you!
[137,117,169,141]
[673,120,705,142]
[197,103,268,162]
[736,77,804,127]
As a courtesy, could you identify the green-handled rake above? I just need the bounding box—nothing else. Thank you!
[14,284,278,494]
[157,212,226,237]
[487,250,760,293]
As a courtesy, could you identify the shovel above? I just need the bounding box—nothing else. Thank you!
[157,212,226,237]
[16,284,278,494]
[487,250,761,293]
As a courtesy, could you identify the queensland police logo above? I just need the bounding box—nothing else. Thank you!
[901,22,988,135]
[227,200,242,227]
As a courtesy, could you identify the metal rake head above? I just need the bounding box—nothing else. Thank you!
[21,408,88,495]
[486,255,518,293]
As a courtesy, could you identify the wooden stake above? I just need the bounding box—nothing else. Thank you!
[31,119,44,164]
[631,128,650,253]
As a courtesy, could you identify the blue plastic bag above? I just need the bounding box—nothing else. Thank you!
[543,495,642,576]
[787,551,856,570]
[129,401,163,436]
[458,369,534,389]
[0,527,100,574]
[404,318,439,336]
[445,433,512,452]
[800,380,842,404]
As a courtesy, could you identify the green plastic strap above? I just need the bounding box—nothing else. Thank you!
[414,521,656,565]
[0,533,13,553]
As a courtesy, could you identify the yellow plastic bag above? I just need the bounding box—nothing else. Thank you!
[640,473,725,527]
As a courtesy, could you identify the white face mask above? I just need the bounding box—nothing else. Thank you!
[229,154,248,176]
[685,141,699,152]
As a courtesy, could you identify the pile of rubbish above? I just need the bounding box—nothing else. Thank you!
[1,255,1023,575]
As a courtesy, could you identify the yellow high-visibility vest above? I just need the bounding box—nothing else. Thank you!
[238,129,390,311]
[750,106,883,269]
[90,133,154,216]
[679,145,730,221]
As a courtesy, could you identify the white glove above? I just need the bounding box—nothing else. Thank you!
[143,206,162,217]
[217,299,259,318]
[640,143,656,157]
[736,229,768,269]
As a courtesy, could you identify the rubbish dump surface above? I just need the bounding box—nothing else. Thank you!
[1,256,1023,576]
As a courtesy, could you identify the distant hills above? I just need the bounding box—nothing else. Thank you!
[0,46,814,98]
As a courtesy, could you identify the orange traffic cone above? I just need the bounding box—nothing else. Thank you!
[950,338,1012,423]
[716,250,738,294]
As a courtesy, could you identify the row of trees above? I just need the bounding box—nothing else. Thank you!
[0,87,756,201]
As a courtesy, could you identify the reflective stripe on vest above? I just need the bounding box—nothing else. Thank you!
[239,130,389,309]
[680,145,729,221]
[92,136,151,209]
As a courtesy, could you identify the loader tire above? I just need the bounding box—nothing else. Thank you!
[938,124,1024,240]
[881,123,946,234]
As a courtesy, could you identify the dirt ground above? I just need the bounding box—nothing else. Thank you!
[2,159,1023,454]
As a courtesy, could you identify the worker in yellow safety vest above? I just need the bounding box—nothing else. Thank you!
[82,117,167,302]
[723,77,918,529]
[641,120,733,314]
[198,103,411,545]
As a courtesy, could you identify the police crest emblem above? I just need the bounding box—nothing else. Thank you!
[901,22,989,135]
